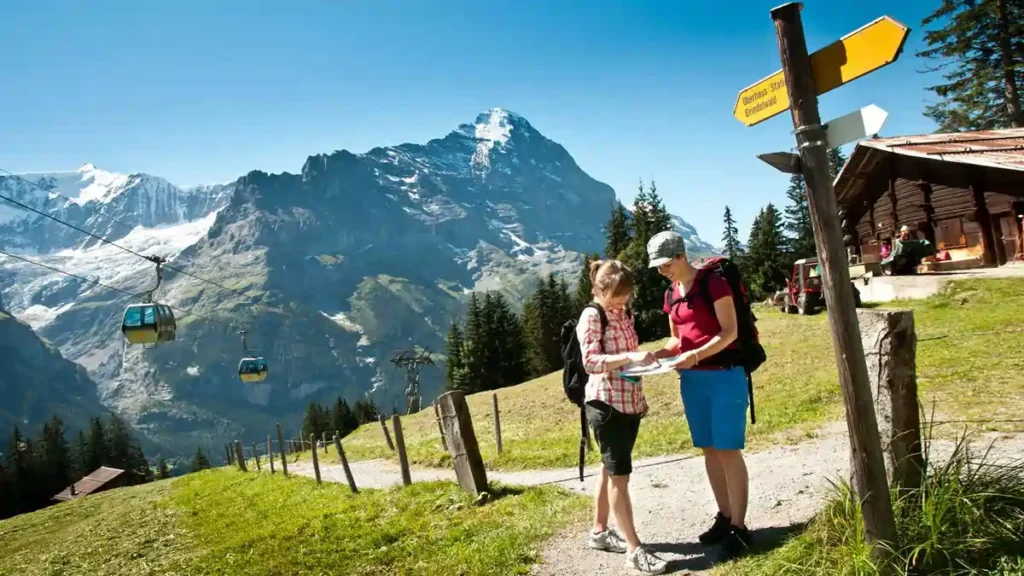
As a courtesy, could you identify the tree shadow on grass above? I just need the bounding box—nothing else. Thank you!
[646,521,809,573]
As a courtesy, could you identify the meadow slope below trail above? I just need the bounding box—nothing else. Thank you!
[290,423,1024,575]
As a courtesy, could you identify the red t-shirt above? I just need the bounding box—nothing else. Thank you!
[663,270,738,368]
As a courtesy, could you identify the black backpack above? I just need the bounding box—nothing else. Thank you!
[560,302,619,482]
[560,302,608,407]
[665,256,767,423]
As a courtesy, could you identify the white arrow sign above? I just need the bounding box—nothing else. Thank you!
[823,104,888,149]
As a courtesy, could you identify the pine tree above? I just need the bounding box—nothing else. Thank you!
[74,430,89,479]
[497,299,528,387]
[445,319,467,391]
[522,273,575,377]
[39,416,71,501]
[573,253,599,313]
[85,416,107,473]
[916,0,1024,131]
[618,179,673,342]
[722,206,742,260]
[460,293,487,393]
[605,202,632,259]
[105,414,149,485]
[827,147,848,178]
[191,447,210,472]
[302,403,331,441]
[745,204,790,301]
[0,460,10,520]
[331,397,359,437]
[157,457,172,479]
[5,427,30,515]
[353,396,380,425]
[783,173,815,259]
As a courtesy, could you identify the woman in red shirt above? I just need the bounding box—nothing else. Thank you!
[576,259,667,575]
[647,230,753,561]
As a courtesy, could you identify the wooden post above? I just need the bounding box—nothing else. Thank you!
[333,433,358,494]
[310,434,322,486]
[379,414,395,451]
[971,184,998,266]
[253,443,261,471]
[225,444,233,465]
[267,435,275,474]
[492,393,503,455]
[322,431,328,455]
[234,441,247,472]
[434,403,448,450]
[392,414,412,487]
[276,423,288,477]
[857,309,924,493]
[438,390,488,496]
[770,2,897,561]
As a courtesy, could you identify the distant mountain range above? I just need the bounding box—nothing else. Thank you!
[0,108,718,457]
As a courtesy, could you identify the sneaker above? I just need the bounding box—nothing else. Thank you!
[624,546,668,575]
[698,511,733,546]
[586,527,628,553]
[717,526,753,562]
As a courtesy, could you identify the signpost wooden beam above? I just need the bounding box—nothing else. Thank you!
[735,14,909,126]
[768,2,898,566]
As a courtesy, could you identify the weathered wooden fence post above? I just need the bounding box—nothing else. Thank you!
[225,444,233,465]
[267,435,275,474]
[276,423,289,477]
[492,393,503,455]
[438,390,488,496]
[433,403,448,450]
[310,433,322,486]
[333,433,358,494]
[253,443,261,471]
[392,414,412,487]
[857,309,924,493]
[379,414,395,451]
[322,431,328,455]
[234,440,247,472]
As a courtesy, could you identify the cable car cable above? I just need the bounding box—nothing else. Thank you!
[0,187,257,303]
[0,248,215,323]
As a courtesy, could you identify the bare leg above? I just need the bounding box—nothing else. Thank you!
[608,474,641,552]
[718,449,749,528]
[593,466,610,532]
[703,447,732,517]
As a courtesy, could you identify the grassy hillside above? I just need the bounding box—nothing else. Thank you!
[0,468,587,576]
[301,277,1024,471]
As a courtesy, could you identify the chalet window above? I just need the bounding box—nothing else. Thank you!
[936,218,966,249]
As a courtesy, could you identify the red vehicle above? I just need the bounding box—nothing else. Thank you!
[780,257,861,315]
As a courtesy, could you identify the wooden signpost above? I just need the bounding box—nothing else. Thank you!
[736,3,905,566]
[734,14,909,127]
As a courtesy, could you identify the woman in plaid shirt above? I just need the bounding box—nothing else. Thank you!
[577,259,667,575]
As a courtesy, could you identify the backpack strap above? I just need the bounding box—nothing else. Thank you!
[698,268,716,319]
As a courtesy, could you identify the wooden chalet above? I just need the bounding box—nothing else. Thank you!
[834,128,1024,270]
[51,466,128,502]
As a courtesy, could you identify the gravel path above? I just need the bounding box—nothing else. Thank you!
[288,423,1024,575]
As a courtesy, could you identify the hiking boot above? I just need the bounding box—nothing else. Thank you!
[698,511,733,545]
[624,546,668,575]
[717,525,753,562]
[585,527,627,553]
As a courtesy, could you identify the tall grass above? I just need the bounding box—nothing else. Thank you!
[731,426,1024,576]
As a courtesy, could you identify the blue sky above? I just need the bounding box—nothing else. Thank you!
[1,0,945,246]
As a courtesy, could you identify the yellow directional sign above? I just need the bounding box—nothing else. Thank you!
[734,15,910,127]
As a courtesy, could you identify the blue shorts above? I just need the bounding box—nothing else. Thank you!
[679,366,749,450]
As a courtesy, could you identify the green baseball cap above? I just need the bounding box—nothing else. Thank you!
[647,230,686,267]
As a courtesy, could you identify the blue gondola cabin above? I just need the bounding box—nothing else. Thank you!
[238,357,268,382]
[122,303,176,344]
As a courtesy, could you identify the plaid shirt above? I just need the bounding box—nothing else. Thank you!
[576,305,649,416]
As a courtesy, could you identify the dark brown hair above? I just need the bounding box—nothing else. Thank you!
[589,259,634,299]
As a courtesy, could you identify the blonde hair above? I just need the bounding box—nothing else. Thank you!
[590,259,634,299]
